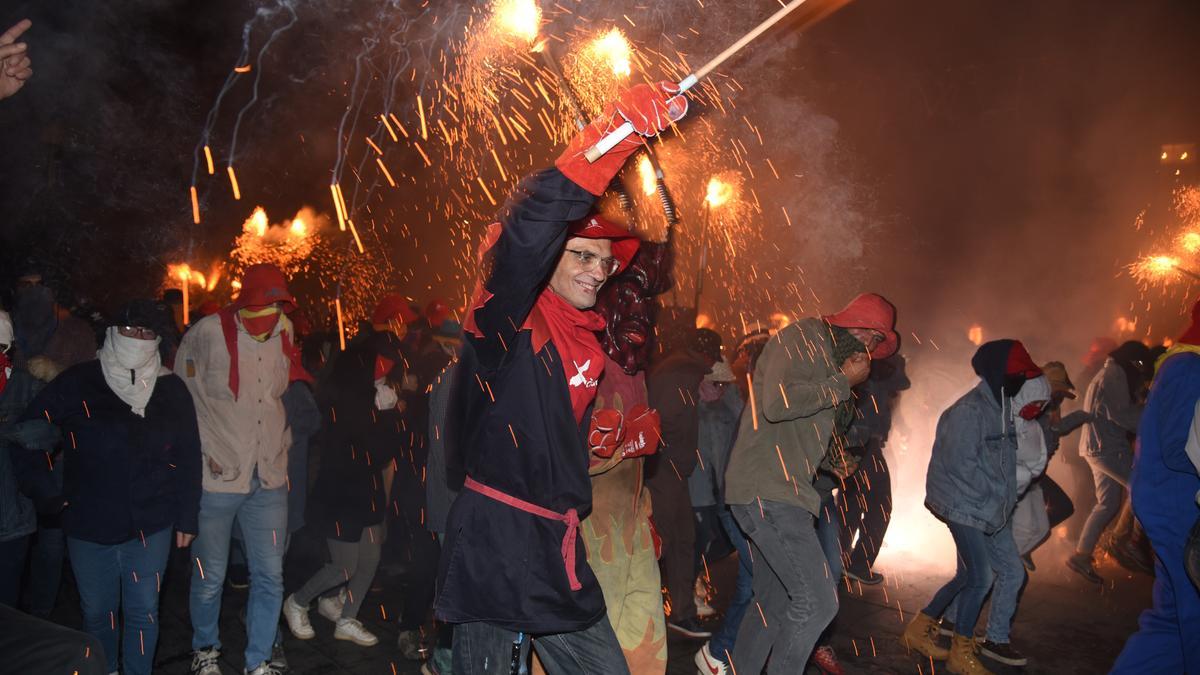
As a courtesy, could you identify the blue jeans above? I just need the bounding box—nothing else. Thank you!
[923,521,994,638]
[941,520,1025,642]
[67,528,171,675]
[452,618,630,674]
[708,506,753,664]
[190,475,287,669]
[1078,451,1132,556]
[816,491,845,581]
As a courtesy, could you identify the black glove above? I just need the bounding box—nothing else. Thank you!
[1187,516,1200,592]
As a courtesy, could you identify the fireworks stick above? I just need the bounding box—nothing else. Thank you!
[583,0,850,162]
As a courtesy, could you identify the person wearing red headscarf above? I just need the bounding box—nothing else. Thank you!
[1110,300,1200,673]
[436,82,685,674]
[174,263,301,675]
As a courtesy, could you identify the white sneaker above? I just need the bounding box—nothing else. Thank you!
[334,617,379,646]
[695,641,729,675]
[244,662,285,675]
[191,647,222,675]
[317,589,346,622]
[281,594,315,640]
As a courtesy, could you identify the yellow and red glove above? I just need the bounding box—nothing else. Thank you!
[555,81,688,196]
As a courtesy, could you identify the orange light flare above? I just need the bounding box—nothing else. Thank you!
[1177,230,1200,255]
[637,155,656,196]
[561,27,635,123]
[1128,255,1200,287]
[491,0,541,44]
[967,324,983,346]
[705,175,736,208]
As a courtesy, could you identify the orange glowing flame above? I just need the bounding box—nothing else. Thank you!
[290,214,308,237]
[967,324,983,345]
[246,206,269,237]
[1129,255,1183,286]
[706,176,735,208]
[695,312,713,329]
[1114,316,1137,334]
[638,155,655,197]
[586,28,632,78]
[492,0,541,43]
[1178,231,1200,254]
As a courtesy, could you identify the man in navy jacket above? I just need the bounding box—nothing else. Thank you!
[435,82,686,674]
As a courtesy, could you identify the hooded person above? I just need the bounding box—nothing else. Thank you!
[1068,340,1150,584]
[10,300,201,675]
[436,81,684,674]
[720,293,898,675]
[174,263,301,675]
[1110,300,1200,673]
[903,339,1041,675]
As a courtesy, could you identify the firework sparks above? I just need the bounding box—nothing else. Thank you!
[1127,255,1199,287]
[638,155,656,197]
[491,0,541,44]
[561,28,635,123]
[1177,231,1200,254]
[706,175,736,208]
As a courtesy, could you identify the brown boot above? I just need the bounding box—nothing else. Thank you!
[901,611,949,660]
[947,634,994,675]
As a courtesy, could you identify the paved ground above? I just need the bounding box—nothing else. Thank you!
[36,528,1151,675]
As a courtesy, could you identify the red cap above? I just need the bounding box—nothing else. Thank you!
[235,264,296,311]
[568,215,640,274]
[1005,341,1043,378]
[1179,299,1200,346]
[823,293,899,359]
[372,293,417,325]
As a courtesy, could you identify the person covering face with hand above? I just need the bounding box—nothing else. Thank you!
[10,300,201,675]
[721,293,898,674]
[437,81,684,675]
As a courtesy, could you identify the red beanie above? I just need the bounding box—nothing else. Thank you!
[823,293,899,359]
[568,214,640,274]
[373,294,417,325]
[235,264,295,311]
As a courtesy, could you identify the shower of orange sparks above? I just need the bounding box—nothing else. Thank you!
[1129,254,1184,286]
[586,28,633,77]
[637,155,655,196]
[491,0,541,44]
[706,176,735,207]
[1178,231,1200,254]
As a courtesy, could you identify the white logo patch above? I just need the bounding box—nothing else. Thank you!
[568,359,598,389]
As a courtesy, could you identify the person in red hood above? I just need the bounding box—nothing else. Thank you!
[175,263,302,675]
[719,293,898,675]
[436,82,685,674]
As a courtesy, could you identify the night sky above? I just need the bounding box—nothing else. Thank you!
[1,0,1198,362]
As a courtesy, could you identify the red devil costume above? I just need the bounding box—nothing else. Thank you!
[435,82,685,645]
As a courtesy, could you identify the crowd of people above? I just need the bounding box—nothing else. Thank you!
[2,21,1199,675]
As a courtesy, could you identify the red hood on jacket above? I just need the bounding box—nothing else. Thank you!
[822,293,899,359]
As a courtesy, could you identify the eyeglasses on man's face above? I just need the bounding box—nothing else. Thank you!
[118,326,157,340]
[564,249,620,277]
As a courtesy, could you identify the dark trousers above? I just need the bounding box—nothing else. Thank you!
[731,500,839,674]
[838,440,892,577]
[0,602,107,675]
[0,535,30,607]
[646,467,696,622]
[452,618,630,675]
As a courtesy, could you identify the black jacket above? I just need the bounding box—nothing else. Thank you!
[435,168,605,633]
[12,360,202,544]
[309,329,405,542]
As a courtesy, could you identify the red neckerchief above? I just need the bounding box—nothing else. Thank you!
[217,309,311,399]
[0,351,10,396]
[530,289,606,423]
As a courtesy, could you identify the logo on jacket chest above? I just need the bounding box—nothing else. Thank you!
[568,359,599,389]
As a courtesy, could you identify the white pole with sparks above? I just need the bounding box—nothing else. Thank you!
[584,0,830,162]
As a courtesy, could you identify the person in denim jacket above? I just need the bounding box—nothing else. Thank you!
[903,339,1042,675]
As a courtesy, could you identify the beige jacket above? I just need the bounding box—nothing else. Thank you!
[174,312,292,493]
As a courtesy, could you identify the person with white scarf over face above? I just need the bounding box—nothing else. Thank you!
[10,299,203,675]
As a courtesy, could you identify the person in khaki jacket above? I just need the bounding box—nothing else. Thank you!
[175,264,299,675]
[723,293,898,674]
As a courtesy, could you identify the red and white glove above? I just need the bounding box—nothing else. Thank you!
[588,408,625,458]
[556,81,688,196]
[618,405,661,458]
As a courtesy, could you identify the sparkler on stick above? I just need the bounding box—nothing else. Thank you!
[584,0,851,162]
[694,175,737,309]
[1128,255,1200,287]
